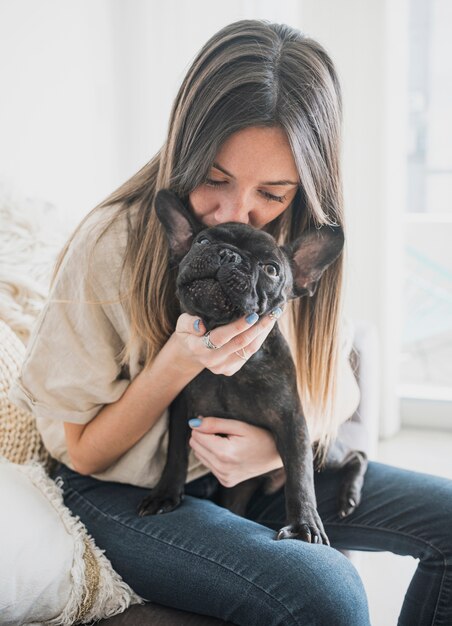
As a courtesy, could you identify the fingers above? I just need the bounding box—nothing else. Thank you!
[190,430,228,459]
[205,312,260,348]
[176,313,207,336]
[176,307,283,375]
[188,418,231,460]
[189,416,248,436]
[212,310,280,375]
[188,435,224,479]
[205,307,282,354]
[189,431,235,487]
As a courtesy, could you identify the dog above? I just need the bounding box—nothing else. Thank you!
[138,190,367,544]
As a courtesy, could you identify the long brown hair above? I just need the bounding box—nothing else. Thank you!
[53,20,345,455]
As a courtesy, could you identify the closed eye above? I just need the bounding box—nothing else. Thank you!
[204,179,286,204]
[260,190,286,204]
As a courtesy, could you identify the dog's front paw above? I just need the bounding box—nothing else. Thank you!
[277,506,329,545]
[138,490,184,517]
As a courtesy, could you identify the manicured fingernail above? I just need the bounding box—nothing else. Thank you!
[189,418,203,428]
[245,312,259,324]
[193,319,202,333]
[269,307,282,320]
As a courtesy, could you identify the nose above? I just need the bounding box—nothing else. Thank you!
[219,248,242,265]
[213,192,251,225]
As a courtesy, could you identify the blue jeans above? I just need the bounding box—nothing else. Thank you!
[53,461,452,625]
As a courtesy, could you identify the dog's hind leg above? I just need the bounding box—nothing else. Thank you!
[216,477,264,517]
[337,450,368,518]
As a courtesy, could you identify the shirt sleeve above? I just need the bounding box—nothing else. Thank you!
[9,213,131,425]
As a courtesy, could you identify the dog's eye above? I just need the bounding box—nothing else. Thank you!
[262,263,279,277]
[197,237,210,245]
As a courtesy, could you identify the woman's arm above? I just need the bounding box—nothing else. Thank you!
[64,331,202,475]
[65,311,278,475]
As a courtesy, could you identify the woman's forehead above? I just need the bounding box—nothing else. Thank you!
[212,126,299,183]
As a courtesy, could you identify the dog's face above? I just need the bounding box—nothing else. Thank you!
[176,222,292,326]
[155,190,344,329]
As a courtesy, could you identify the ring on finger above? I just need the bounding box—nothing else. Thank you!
[235,348,248,360]
[202,331,219,350]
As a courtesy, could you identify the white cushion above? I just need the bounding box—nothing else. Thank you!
[0,457,142,625]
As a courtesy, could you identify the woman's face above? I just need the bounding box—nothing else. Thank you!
[188,126,300,229]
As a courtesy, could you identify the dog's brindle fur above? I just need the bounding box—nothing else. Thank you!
[138,190,367,543]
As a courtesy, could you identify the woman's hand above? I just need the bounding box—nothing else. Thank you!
[188,417,283,487]
[173,308,282,377]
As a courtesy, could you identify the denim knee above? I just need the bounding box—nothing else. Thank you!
[279,545,371,626]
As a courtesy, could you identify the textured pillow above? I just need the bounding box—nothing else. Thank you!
[0,186,67,345]
[0,319,50,466]
[0,457,142,625]
[0,318,142,623]
[0,191,143,622]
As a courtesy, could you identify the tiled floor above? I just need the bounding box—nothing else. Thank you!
[357,428,452,625]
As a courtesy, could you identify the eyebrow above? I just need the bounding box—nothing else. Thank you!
[212,162,299,186]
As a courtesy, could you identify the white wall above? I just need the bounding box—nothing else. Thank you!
[300,0,408,437]
[0,0,302,227]
[108,0,303,184]
[0,0,407,436]
[0,0,121,227]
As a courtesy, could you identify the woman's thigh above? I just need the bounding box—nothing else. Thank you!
[247,461,452,626]
[247,460,452,556]
[55,465,369,626]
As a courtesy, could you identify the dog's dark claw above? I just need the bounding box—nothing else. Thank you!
[338,490,360,518]
[276,502,329,545]
[277,520,329,546]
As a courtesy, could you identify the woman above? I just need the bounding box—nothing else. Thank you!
[10,20,452,625]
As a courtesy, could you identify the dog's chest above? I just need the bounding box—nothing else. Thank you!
[184,329,300,428]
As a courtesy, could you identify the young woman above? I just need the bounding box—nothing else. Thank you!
[10,20,452,625]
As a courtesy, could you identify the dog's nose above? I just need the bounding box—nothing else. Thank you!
[219,248,242,265]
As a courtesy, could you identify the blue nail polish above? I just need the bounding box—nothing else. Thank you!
[269,307,282,320]
[245,312,259,324]
[194,319,201,333]
[189,418,202,428]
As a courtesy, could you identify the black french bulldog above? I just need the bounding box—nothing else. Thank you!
[138,190,367,544]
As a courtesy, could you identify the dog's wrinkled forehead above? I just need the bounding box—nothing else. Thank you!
[192,222,286,264]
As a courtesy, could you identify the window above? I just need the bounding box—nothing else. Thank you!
[400,0,452,424]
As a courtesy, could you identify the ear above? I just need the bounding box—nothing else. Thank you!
[282,225,344,298]
[154,190,203,262]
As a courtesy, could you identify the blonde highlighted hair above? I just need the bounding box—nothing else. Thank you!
[53,20,345,456]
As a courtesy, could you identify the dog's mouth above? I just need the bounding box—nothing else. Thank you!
[175,247,263,327]
[178,278,240,321]
[176,262,260,327]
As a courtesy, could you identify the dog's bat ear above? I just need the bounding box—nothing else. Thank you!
[282,225,344,298]
[154,190,203,262]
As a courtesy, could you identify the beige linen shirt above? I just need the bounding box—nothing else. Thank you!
[9,203,360,489]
